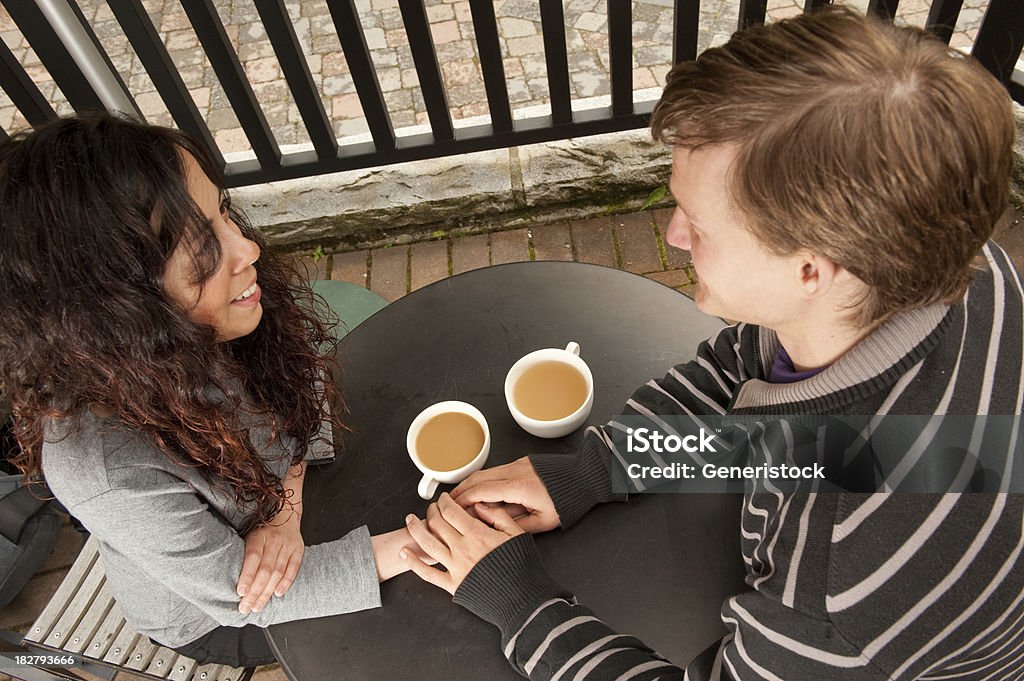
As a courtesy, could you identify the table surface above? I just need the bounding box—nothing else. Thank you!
[267,261,749,681]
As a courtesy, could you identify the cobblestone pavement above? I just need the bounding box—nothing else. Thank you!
[0,0,998,155]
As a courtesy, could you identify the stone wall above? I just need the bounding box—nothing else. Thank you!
[236,101,1024,251]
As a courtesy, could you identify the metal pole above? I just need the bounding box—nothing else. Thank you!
[35,0,139,116]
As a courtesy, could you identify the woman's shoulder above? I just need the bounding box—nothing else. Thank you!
[41,410,168,507]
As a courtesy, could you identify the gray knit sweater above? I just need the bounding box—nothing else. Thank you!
[41,410,381,648]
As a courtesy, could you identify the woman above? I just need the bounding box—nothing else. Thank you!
[0,113,414,667]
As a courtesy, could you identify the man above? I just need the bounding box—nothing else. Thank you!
[400,7,1024,680]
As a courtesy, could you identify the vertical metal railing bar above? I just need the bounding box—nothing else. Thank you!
[672,0,700,64]
[397,0,454,142]
[924,0,965,44]
[255,0,337,160]
[107,0,223,169]
[1009,69,1024,103]
[468,0,512,133]
[607,0,632,116]
[867,0,900,21]
[325,0,396,152]
[58,0,141,117]
[0,38,56,127]
[803,0,832,14]
[971,0,1024,87]
[1,0,104,112]
[181,0,281,171]
[737,0,767,29]
[539,0,572,125]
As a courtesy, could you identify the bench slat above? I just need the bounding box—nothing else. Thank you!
[219,664,249,681]
[167,652,199,681]
[145,647,179,678]
[192,662,228,681]
[64,581,115,654]
[124,636,159,671]
[24,537,99,643]
[28,534,249,681]
[44,556,106,648]
[103,619,141,665]
[84,599,126,659]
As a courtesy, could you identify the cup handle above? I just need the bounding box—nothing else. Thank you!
[565,341,580,356]
[418,475,439,500]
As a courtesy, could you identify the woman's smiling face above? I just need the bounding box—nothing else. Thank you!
[163,152,263,342]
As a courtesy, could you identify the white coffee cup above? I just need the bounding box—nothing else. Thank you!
[504,342,594,439]
[407,401,490,500]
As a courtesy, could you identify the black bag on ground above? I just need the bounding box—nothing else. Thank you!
[0,414,61,611]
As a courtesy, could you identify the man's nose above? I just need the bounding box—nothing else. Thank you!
[665,208,690,251]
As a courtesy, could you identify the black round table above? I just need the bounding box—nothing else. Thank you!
[267,261,749,681]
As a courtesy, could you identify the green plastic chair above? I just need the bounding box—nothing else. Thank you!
[310,280,388,340]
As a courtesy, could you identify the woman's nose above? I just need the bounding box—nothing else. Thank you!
[665,207,691,251]
[231,229,261,273]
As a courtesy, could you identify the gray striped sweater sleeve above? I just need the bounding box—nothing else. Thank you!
[454,531,890,681]
[529,323,753,529]
[451,325,759,680]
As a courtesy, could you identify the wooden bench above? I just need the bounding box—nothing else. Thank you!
[18,536,253,681]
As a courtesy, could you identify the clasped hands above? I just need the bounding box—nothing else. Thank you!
[401,456,559,594]
[232,456,557,612]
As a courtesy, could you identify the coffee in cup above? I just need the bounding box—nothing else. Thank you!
[505,342,594,438]
[407,401,490,499]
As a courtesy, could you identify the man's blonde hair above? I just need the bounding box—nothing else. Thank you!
[651,6,1015,326]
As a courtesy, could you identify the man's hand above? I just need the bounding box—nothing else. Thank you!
[450,457,560,533]
[402,493,523,595]
[237,505,304,614]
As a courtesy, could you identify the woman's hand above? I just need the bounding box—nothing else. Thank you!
[237,505,304,614]
[402,493,523,595]
[371,526,435,582]
[450,457,560,533]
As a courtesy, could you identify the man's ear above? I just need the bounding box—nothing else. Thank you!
[797,252,838,299]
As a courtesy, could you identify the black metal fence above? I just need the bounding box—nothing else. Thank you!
[0,0,1021,188]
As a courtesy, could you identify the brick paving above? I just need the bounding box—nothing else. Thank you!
[570,216,618,268]
[0,0,1002,152]
[368,244,408,302]
[305,208,698,298]
[304,203,1024,305]
[489,227,531,265]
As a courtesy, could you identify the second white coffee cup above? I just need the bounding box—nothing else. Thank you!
[505,341,594,438]
[407,400,490,500]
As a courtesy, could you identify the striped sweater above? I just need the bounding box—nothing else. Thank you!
[453,241,1024,680]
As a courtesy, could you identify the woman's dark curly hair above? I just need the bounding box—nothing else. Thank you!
[0,112,341,528]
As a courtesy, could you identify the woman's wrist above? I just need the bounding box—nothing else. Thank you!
[371,528,412,582]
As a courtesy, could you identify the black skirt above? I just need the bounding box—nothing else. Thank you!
[167,624,276,668]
